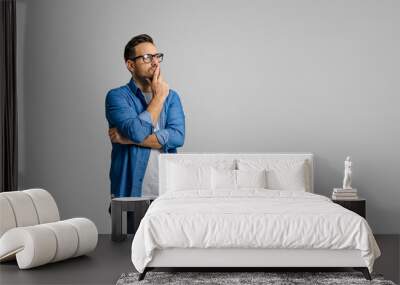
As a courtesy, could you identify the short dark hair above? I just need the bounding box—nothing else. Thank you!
[124,34,154,62]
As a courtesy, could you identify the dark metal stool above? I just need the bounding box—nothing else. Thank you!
[111,196,156,242]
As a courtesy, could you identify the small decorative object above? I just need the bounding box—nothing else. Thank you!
[342,156,352,190]
[332,156,358,200]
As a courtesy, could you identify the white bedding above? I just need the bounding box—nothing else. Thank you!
[131,189,380,273]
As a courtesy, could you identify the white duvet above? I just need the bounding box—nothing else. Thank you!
[131,189,380,273]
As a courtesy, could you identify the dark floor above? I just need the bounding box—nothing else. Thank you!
[0,234,399,285]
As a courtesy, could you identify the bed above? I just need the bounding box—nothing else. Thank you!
[131,153,381,280]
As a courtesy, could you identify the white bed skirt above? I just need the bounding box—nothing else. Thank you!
[147,248,366,268]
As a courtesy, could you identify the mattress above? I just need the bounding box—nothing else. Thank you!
[131,189,380,273]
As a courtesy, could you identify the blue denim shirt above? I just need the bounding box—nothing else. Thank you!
[105,79,185,197]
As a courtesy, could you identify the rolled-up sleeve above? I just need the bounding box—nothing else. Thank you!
[137,110,153,126]
[162,92,185,152]
[105,90,153,143]
[154,129,169,146]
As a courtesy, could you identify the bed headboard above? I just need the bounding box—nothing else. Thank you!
[158,153,314,195]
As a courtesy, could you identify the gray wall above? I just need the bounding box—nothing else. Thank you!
[17,0,400,234]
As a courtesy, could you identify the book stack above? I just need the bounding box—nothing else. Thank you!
[332,188,358,200]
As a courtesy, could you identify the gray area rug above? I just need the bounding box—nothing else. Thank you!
[116,271,396,285]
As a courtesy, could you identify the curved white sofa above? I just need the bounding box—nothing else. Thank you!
[0,189,98,269]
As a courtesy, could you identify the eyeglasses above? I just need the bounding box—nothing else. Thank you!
[130,53,164,63]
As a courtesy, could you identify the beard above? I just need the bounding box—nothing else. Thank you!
[134,66,158,84]
[135,71,152,81]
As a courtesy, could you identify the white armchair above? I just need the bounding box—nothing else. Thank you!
[0,188,98,269]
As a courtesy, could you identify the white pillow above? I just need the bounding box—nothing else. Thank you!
[237,159,308,191]
[211,168,237,190]
[237,169,268,188]
[166,162,212,192]
[211,168,268,190]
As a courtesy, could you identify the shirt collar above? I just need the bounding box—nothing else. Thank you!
[128,78,140,95]
[128,78,148,107]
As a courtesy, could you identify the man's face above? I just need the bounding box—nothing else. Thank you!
[127,42,159,80]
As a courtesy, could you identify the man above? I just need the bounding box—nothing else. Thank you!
[105,34,185,218]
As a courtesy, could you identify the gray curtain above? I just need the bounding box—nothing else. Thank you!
[1,0,18,192]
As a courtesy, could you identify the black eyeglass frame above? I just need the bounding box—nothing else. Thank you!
[130,53,164,63]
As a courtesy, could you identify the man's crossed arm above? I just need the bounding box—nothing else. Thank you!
[109,128,162,149]
[106,88,185,152]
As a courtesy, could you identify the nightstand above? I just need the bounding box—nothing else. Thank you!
[111,196,157,242]
[332,198,366,218]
